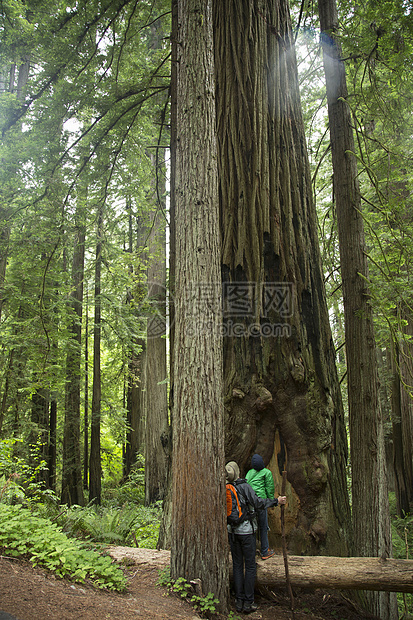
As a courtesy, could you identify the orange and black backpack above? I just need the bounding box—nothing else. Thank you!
[226,480,250,527]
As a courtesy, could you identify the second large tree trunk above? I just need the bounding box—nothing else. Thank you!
[214,0,351,556]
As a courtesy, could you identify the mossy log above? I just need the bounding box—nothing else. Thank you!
[108,547,413,593]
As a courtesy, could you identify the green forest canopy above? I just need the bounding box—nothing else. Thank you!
[0,0,412,515]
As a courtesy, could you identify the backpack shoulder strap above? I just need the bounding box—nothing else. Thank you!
[226,482,242,515]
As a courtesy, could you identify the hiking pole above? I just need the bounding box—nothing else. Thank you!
[281,468,295,618]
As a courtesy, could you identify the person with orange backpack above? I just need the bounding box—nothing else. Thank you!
[225,461,286,614]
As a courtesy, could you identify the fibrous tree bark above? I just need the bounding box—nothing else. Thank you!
[145,16,169,507]
[123,206,146,480]
[170,0,228,609]
[0,59,30,436]
[89,204,103,505]
[145,212,168,505]
[390,314,413,517]
[156,0,178,550]
[145,162,169,506]
[214,0,351,555]
[61,220,86,507]
[318,0,396,616]
[0,59,29,323]
[29,387,50,487]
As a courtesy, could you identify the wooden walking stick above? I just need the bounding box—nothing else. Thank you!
[281,468,295,618]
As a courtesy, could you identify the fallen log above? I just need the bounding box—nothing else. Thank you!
[254,555,413,593]
[108,547,413,593]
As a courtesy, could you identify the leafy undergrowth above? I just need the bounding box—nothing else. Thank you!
[0,504,127,591]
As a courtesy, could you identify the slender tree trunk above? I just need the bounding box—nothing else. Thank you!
[0,61,30,434]
[157,0,177,550]
[124,343,145,478]
[399,316,413,511]
[123,207,146,480]
[144,16,169,506]
[214,0,351,556]
[170,0,228,609]
[61,223,85,507]
[145,177,168,506]
[0,60,29,322]
[29,387,50,487]
[0,351,14,436]
[48,396,57,492]
[318,0,396,616]
[390,311,413,516]
[89,209,103,505]
[390,336,410,515]
[83,293,89,490]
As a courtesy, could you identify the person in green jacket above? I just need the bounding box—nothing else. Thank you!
[246,454,276,559]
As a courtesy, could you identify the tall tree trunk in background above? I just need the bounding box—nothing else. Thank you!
[145,202,168,505]
[390,312,413,516]
[61,222,85,506]
[145,17,169,506]
[0,300,27,437]
[0,59,29,322]
[89,207,103,505]
[29,387,50,486]
[170,0,228,609]
[214,0,351,556]
[124,340,145,478]
[83,293,89,490]
[0,61,30,436]
[318,0,396,617]
[399,316,413,512]
[123,208,146,480]
[48,396,57,492]
[157,0,177,549]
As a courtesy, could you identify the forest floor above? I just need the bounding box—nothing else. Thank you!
[0,551,381,620]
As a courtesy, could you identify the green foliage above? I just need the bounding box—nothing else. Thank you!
[0,504,126,591]
[156,570,220,617]
[0,440,160,550]
[170,576,193,599]
[0,438,58,508]
[191,591,220,615]
[55,501,161,548]
[156,565,171,586]
[104,462,146,504]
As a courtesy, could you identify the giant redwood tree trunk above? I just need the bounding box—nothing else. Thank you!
[170,0,228,609]
[214,0,351,556]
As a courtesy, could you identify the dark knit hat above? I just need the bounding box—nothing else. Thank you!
[251,454,265,471]
[225,461,240,482]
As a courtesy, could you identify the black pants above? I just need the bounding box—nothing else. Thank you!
[229,532,256,605]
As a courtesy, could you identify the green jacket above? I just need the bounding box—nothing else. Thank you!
[245,467,275,499]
